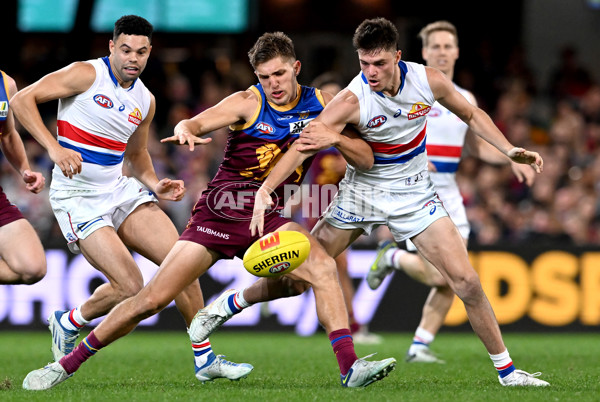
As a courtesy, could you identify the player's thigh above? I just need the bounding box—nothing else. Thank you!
[411,216,472,282]
[142,240,218,306]
[78,225,144,287]
[118,202,179,266]
[0,218,46,273]
[310,219,363,258]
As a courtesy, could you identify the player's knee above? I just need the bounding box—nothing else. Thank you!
[20,268,46,285]
[115,279,145,301]
[311,254,338,284]
[14,261,47,285]
[451,271,483,304]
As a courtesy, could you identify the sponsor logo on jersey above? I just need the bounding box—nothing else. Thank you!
[128,108,142,126]
[333,206,365,223]
[255,122,274,134]
[277,115,293,121]
[408,102,431,120]
[298,110,310,120]
[393,109,402,118]
[93,94,114,109]
[195,226,230,240]
[367,115,387,128]
[423,200,437,215]
[290,118,314,135]
[0,103,7,118]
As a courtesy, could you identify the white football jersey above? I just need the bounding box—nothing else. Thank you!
[52,57,151,190]
[344,61,435,190]
[426,84,472,190]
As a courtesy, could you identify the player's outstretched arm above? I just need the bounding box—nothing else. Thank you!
[11,62,94,179]
[161,89,258,151]
[430,67,543,175]
[464,132,537,186]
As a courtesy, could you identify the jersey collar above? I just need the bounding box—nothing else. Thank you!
[362,60,407,98]
[102,56,137,91]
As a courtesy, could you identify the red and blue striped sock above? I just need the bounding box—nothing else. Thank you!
[329,329,358,375]
[192,339,215,367]
[59,330,104,375]
[60,307,88,331]
[223,291,249,315]
[489,349,515,379]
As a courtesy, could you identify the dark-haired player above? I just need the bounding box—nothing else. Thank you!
[21,31,395,390]
[13,15,251,386]
[242,17,548,387]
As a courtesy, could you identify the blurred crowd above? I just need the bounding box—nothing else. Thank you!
[3,37,599,249]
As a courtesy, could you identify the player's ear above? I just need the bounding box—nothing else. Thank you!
[396,50,402,63]
[293,60,301,77]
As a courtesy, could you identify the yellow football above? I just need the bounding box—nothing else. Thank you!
[243,231,311,277]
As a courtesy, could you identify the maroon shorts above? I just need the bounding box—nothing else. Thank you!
[179,198,292,259]
[0,186,25,227]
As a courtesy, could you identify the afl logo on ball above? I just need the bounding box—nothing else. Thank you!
[270,261,291,274]
[94,94,114,109]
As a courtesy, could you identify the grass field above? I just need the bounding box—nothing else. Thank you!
[0,331,598,401]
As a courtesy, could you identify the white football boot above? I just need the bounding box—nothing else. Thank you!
[22,362,72,390]
[367,241,396,290]
[189,289,236,343]
[405,347,445,364]
[499,369,550,386]
[195,354,254,383]
[340,354,396,387]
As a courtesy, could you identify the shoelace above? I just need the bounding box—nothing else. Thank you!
[216,355,239,366]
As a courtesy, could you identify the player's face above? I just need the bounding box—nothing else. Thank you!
[421,31,458,77]
[255,57,300,106]
[357,48,402,95]
[109,34,152,87]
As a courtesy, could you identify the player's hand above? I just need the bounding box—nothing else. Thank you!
[49,145,83,179]
[510,162,536,186]
[22,169,45,194]
[507,147,543,173]
[427,160,437,172]
[154,178,186,201]
[250,187,274,237]
[296,121,340,152]
[161,122,212,151]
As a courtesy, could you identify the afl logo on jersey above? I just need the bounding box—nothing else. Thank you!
[428,107,442,118]
[367,115,387,128]
[94,94,114,109]
[255,122,274,134]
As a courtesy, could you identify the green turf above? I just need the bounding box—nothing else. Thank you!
[0,331,598,401]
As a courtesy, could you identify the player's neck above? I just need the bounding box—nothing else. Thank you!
[383,67,402,97]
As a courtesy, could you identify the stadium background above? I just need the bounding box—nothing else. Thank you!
[1,0,599,334]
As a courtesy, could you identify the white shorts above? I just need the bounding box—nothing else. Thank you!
[322,174,448,240]
[50,176,158,254]
[406,183,469,251]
